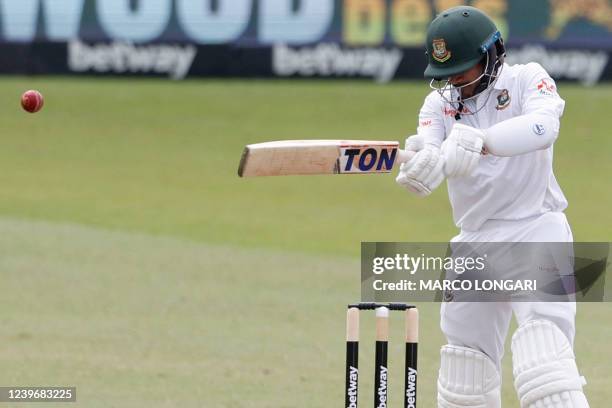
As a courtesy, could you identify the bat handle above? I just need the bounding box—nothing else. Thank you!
[397,149,417,164]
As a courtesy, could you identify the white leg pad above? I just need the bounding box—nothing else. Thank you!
[437,345,501,408]
[512,320,589,408]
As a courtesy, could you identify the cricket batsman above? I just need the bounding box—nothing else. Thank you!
[395,6,590,408]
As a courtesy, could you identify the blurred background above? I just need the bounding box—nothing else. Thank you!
[0,1,610,407]
[1,0,610,83]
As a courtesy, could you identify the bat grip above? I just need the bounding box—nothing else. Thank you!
[397,149,416,164]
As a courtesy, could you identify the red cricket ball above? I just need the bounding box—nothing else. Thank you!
[21,90,44,113]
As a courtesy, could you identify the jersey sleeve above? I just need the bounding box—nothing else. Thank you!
[415,92,446,148]
[481,64,565,157]
[520,62,565,118]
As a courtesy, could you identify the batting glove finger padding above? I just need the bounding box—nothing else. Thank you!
[405,134,426,152]
[442,123,485,178]
[395,146,444,197]
[422,155,445,189]
[396,167,431,197]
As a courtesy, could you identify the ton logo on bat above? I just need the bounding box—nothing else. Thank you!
[340,146,398,173]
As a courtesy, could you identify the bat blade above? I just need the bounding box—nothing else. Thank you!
[238,140,407,177]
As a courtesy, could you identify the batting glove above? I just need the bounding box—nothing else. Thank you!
[441,123,485,178]
[395,135,445,197]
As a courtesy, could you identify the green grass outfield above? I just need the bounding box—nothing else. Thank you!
[0,77,610,407]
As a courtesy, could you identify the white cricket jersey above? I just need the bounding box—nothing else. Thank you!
[417,62,568,231]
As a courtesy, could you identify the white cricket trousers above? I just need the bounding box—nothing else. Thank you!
[440,212,576,369]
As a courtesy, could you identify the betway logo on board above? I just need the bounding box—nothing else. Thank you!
[273,43,403,83]
[68,40,196,79]
[507,45,609,86]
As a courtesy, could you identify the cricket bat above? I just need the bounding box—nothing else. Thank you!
[237,140,415,177]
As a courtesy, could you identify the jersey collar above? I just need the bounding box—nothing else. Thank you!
[493,63,510,90]
[449,63,509,103]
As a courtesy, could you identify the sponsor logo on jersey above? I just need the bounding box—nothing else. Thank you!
[495,89,511,110]
[432,39,451,62]
[532,123,546,135]
[536,78,557,96]
[443,105,471,117]
[420,119,432,127]
[339,146,398,173]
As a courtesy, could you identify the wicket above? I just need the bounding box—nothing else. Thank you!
[345,303,418,408]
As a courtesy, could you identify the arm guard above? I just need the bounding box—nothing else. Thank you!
[482,112,559,157]
[483,63,565,157]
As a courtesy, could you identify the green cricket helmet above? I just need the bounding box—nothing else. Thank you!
[424,6,505,80]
